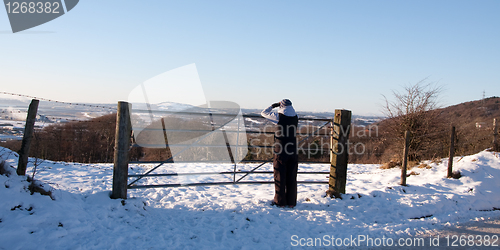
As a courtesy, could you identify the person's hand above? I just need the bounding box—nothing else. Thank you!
[271,103,280,108]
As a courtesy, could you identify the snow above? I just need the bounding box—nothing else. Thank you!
[244,118,264,125]
[1,146,500,249]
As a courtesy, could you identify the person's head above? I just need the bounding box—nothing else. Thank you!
[278,99,297,116]
[279,99,292,108]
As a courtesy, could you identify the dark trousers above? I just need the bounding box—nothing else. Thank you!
[273,152,298,206]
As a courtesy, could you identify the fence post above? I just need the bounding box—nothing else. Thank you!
[327,109,351,198]
[493,118,498,151]
[17,99,39,176]
[111,101,131,199]
[401,131,410,186]
[447,126,456,178]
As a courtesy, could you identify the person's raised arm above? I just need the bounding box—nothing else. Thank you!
[261,103,280,124]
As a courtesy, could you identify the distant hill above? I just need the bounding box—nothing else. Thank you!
[437,96,500,125]
[350,97,500,164]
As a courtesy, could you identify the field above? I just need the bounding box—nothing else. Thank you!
[1,146,499,249]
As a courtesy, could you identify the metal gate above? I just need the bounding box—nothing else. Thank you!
[110,101,351,199]
[126,114,332,189]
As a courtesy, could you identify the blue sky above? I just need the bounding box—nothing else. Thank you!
[1,0,499,115]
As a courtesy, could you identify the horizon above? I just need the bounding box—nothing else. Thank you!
[2,93,499,118]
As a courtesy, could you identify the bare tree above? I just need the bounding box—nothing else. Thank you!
[382,78,445,161]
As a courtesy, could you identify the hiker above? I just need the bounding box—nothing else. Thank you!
[261,99,299,207]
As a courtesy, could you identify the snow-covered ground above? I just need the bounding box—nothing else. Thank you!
[1,146,499,249]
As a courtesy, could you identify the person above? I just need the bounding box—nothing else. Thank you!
[261,99,299,208]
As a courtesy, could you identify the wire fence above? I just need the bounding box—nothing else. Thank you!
[0,93,118,163]
[0,94,337,189]
[0,91,116,110]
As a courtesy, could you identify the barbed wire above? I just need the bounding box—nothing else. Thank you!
[0,91,117,110]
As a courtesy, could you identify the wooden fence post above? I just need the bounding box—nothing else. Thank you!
[327,109,351,198]
[493,118,498,151]
[111,101,131,199]
[447,126,456,178]
[401,131,410,186]
[17,99,39,176]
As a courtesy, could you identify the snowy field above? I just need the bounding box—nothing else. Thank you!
[1,146,500,249]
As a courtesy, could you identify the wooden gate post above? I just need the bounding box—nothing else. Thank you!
[401,131,410,186]
[17,99,39,176]
[447,126,456,178]
[111,101,131,199]
[493,118,498,151]
[327,109,351,198]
